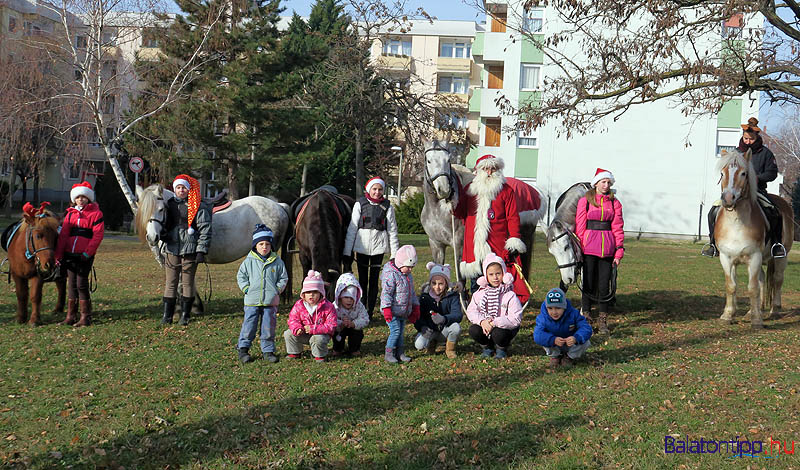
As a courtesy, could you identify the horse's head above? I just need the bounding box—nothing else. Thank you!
[718,149,757,209]
[135,184,167,246]
[546,220,580,286]
[21,202,59,278]
[424,139,454,200]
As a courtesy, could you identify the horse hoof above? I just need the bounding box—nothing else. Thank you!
[718,317,733,325]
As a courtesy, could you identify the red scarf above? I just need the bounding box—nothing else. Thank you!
[364,192,385,204]
[737,136,763,153]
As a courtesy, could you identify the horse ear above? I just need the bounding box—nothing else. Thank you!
[744,148,752,161]
[720,149,728,157]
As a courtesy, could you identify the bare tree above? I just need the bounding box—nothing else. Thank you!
[469,0,800,136]
[768,105,800,195]
[16,0,225,213]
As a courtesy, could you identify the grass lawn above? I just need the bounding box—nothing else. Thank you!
[1,233,799,469]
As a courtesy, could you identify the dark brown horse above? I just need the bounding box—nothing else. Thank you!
[287,188,353,300]
[6,202,65,325]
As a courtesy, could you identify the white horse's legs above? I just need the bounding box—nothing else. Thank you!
[746,253,763,329]
[429,240,446,266]
[719,253,737,323]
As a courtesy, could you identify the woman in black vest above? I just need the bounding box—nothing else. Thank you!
[343,177,400,320]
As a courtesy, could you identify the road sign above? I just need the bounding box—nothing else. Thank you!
[128,157,144,173]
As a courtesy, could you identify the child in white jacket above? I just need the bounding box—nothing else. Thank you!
[332,273,370,356]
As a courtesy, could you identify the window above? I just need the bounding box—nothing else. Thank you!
[0,159,11,176]
[105,127,116,143]
[716,129,739,156]
[141,29,159,48]
[382,38,411,56]
[436,112,467,130]
[68,161,81,179]
[205,170,220,198]
[102,31,116,45]
[438,75,469,94]
[518,127,538,148]
[102,95,115,114]
[485,118,501,147]
[722,13,743,38]
[523,9,544,33]
[103,60,117,77]
[520,64,541,90]
[440,41,471,58]
[76,35,88,48]
[8,16,16,33]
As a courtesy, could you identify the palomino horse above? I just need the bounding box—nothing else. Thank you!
[545,182,591,290]
[421,140,545,287]
[715,149,794,328]
[135,185,290,310]
[289,189,353,300]
[6,202,65,325]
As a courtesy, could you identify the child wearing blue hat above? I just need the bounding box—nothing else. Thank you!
[533,288,592,368]
[235,224,288,364]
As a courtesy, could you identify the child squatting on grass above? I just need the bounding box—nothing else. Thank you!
[533,288,592,368]
[466,253,523,359]
[332,273,369,356]
[284,271,338,362]
[413,262,462,358]
[380,244,421,364]
[236,224,288,364]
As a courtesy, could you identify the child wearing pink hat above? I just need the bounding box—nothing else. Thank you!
[283,270,338,362]
[380,244,420,363]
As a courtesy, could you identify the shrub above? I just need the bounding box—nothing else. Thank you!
[394,192,425,234]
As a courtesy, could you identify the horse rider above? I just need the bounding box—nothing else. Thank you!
[702,117,786,259]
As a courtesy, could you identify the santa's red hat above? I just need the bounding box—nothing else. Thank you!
[173,174,201,234]
[70,181,95,203]
[474,154,505,171]
[591,168,615,187]
[365,176,386,192]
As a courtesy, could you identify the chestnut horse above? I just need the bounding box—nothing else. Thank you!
[6,202,64,325]
[715,149,794,328]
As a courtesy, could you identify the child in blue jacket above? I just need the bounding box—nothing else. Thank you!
[236,224,288,364]
[414,262,462,358]
[533,288,592,368]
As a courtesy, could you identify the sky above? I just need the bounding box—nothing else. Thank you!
[278,0,483,22]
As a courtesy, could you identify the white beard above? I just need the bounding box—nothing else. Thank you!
[461,170,506,278]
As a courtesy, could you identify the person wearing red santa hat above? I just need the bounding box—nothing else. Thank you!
[55,181,105,327]
[452,154,529,304]
[343,176,400,320]
[160,174,212,326]
[575,168,625,335]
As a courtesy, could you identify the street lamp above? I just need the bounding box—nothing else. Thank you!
[391,145,403,200]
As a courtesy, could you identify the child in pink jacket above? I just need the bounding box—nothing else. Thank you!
[283,271,338,362]
[575,168,624,335]
[466,253,523,359]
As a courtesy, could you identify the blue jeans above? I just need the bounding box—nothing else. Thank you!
[238,306,277,353]
[386,317,406,350]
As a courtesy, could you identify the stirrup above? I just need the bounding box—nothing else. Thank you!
[701,243,718,257]
[771,243,787,259]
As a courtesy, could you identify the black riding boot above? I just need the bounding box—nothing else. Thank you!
[767,207,787,258]
[701,206,719,257]
[161,297,176,324]
[179,296,194,326]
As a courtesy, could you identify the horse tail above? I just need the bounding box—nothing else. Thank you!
[279,202,294,304]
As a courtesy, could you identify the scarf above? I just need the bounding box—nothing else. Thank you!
[480,283,511,319]
[303,301,319,319]
[737,136,763,153]
[429,290,442,303]
[364,192,385,204]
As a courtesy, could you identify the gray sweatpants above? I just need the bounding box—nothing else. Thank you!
[414,323,461,350]
[543,339,591,359]
[283,330,330,358]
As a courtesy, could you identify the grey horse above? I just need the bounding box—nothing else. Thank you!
[545,182,591,290]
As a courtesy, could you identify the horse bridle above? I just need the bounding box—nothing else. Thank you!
[424,146,455,201]
[550,221,583,270]
[26,214,58,281]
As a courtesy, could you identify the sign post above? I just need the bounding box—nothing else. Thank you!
[128,157,144,188]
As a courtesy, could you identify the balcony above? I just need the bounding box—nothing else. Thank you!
[437,57,471,74]
[480,88,503,118]
[437,92,469,107]
[376,54,411,73]
[482,32,512,62]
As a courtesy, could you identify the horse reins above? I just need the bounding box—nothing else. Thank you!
[26,215,59,282]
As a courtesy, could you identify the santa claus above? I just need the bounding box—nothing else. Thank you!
[453,154,529,303]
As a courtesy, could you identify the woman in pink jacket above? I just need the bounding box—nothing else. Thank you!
[55,181,105,327]
[466,253,523,359]
[283,271,338,362]
[575,168,624,335]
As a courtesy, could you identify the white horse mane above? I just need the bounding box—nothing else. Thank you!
[717,149,758,203]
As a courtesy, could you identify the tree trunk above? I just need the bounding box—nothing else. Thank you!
[354,126,365,195]
[104,145,138,214]
[19,175,27,204]
[300,162,308,197]
[5,170,15,218]
[227,158,239,200]
[33,169,40,205]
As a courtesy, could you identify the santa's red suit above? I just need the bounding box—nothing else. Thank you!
[454,155,530,304]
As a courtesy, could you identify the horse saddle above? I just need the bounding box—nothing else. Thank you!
[1,221,22,252]
[290,186,346,223]
[203,190,232,214]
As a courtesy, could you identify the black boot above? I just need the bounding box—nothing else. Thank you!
[701,206,719,257]
[767,207,786,258]
[179,296,194,325]
[238,347,252,364]
[161,297,176,324]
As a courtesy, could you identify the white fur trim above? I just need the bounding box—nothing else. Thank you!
[505,237,527,254]
[461,260,483,278]
[475,156,505,171]
[591,171,614,187]
[466,171,504,270]
[173,178,191,190]
[70,186,95,203]
[365,177,386,192]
